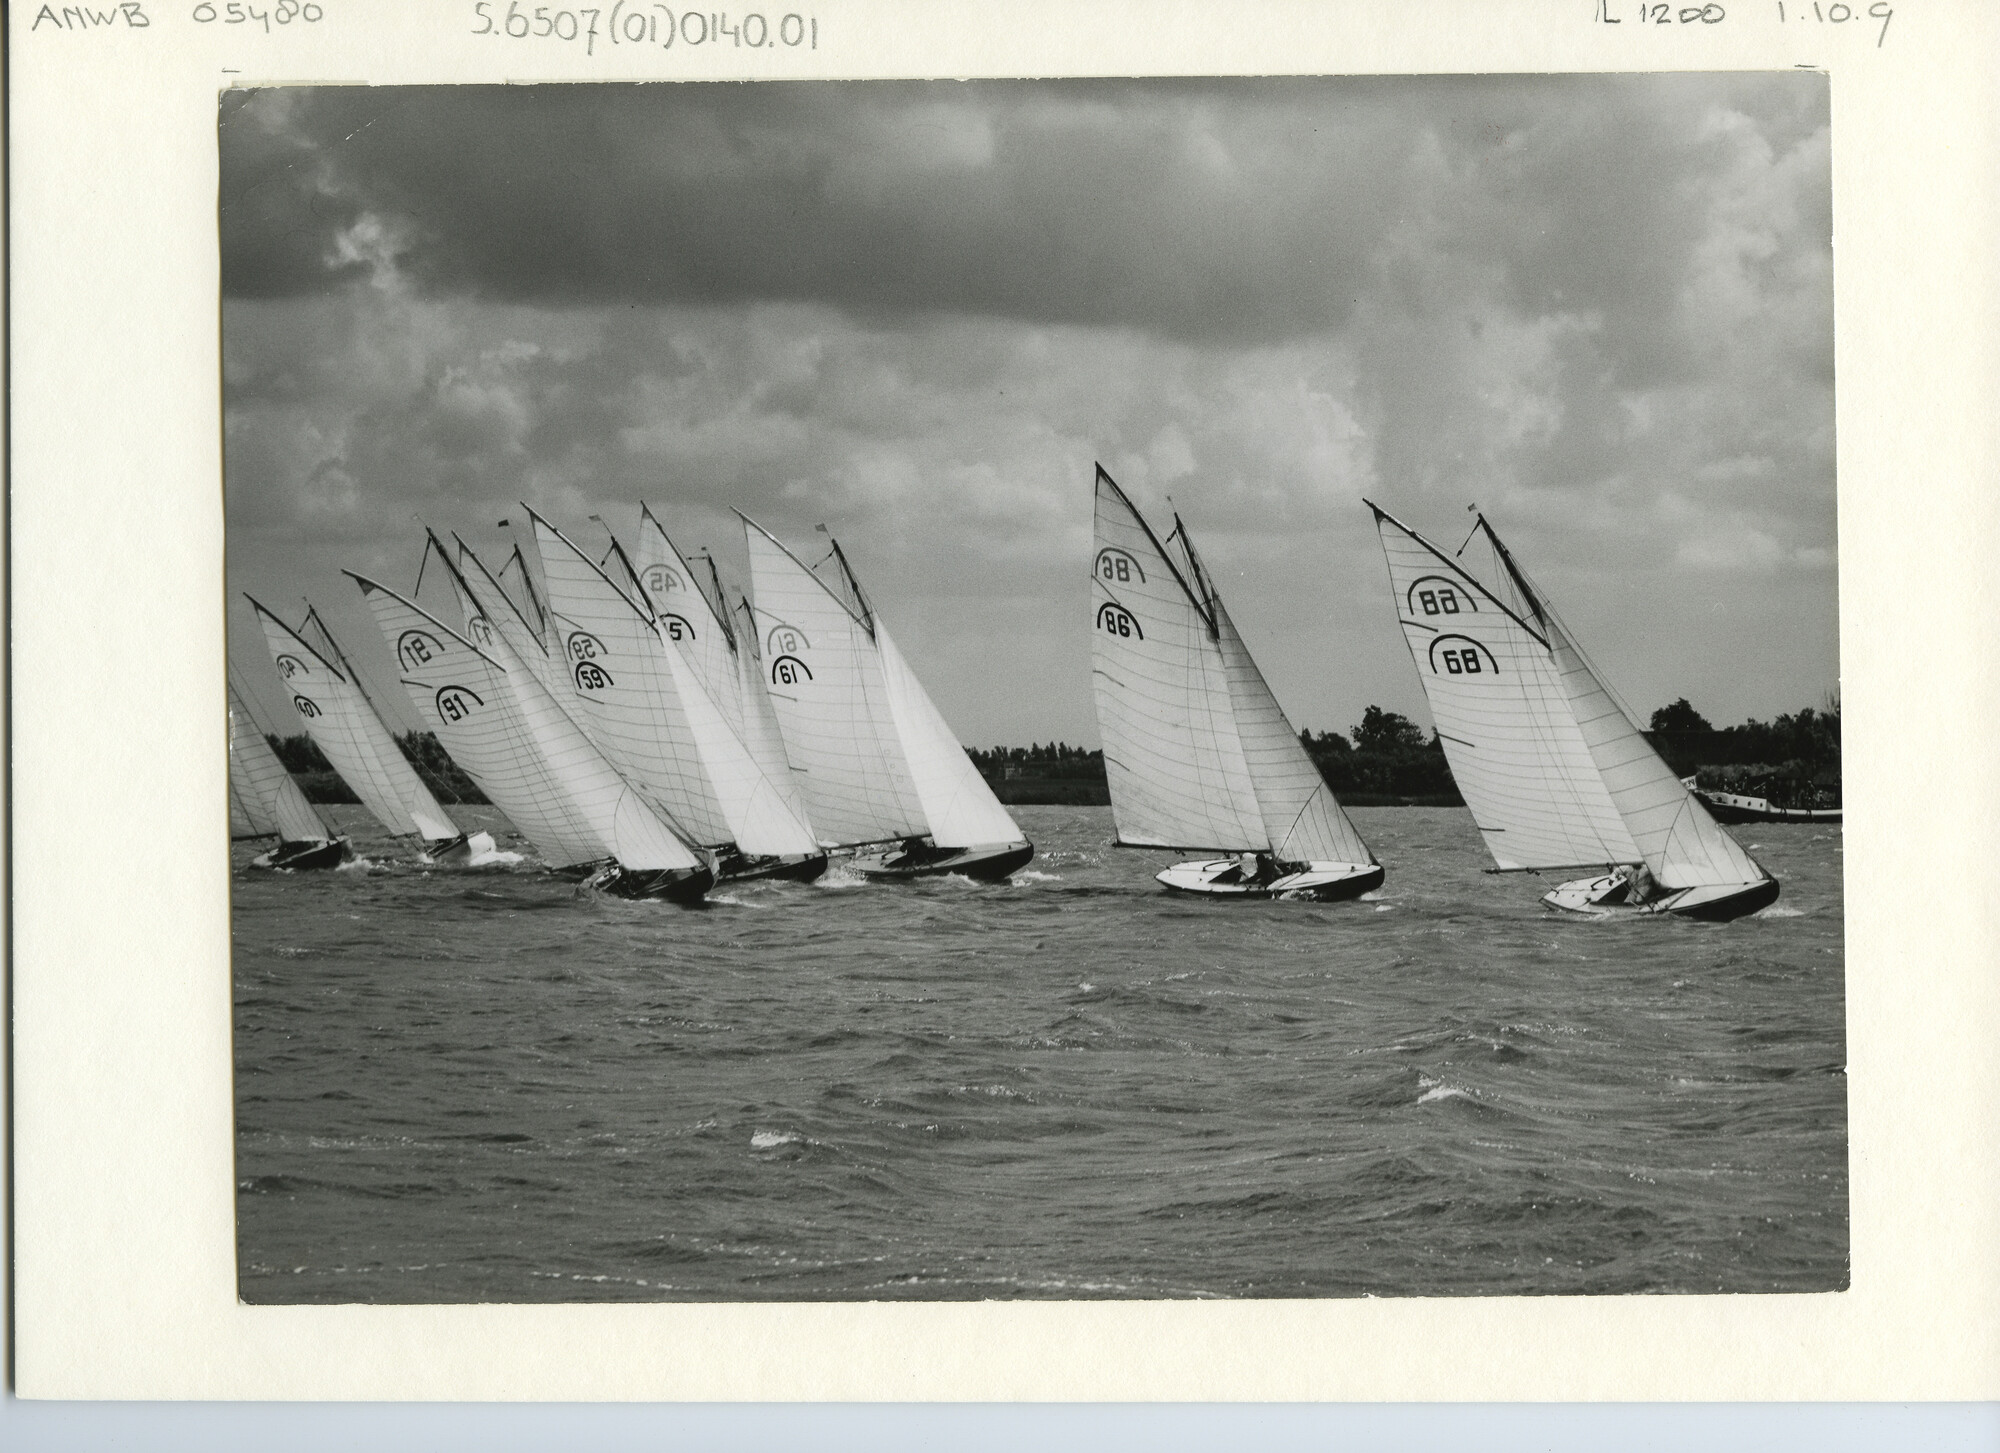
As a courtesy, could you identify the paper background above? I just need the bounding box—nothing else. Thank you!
[10,0,1997,1401]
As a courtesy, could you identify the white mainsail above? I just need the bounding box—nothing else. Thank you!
[528,510,820,860]
[633,504,745,740]
[733,592,816,829]
[1371,505,1768,893]
[249,598,463,844]
[457,537,570,704]
[740,516,1024,851]
[1091,468,1372,863]
[742,518,928,846]
[355,563,703,875]
[227,681,332,844]
[1371,505,1641,871]
[1090,468,1269,853]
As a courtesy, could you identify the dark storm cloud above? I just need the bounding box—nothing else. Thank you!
[223,74,1836,741]
[220,75,1826,351]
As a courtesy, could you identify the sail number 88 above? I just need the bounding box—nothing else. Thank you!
[1418,587,1462,615]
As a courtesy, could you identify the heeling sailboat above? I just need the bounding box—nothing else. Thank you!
[739,513,1034,881]
[523,507,826,883]
[227,676,351,870]
[348,550,713,903]
[246,596,496,865]
[1090,465,1382,900]
[1368,503,1779,921]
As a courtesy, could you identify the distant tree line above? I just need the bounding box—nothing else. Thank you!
[965,742,1110,805]
[1646,697,1841,807]
[270,731,489,806]
[270,696,1839,814]
[1298,706,1461,806]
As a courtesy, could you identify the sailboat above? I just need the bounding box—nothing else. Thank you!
[348,544,714,903]
[227,678,351,870]
[739,514,1034,881]
[246,596,497,865]
[1368,504,1780,921]
[628,506,824,853]
[1090,465,1382,900]
[523,507,826,883]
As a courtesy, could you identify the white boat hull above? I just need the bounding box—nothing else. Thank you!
[1540,870,1780,922]
[1155,858,1384,901]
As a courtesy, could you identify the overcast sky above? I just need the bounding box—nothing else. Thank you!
[222,75,1836,748]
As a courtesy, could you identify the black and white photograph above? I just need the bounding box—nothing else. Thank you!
[220,74,1844,1305]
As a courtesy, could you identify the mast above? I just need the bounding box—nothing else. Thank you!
[697,551,737,652]
[1474,513,1547,630]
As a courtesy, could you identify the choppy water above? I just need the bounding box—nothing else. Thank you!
[234,805,1846,1302]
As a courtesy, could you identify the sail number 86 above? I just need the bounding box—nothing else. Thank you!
[1418,587,1462,615]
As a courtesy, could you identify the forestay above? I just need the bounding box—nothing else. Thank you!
[1090,468,1266,852]
[356,569,701,874]
[531,511,819,859]
[742,517,929,847]
[250,599,462,843]
[227,682,330,843]
[1370,505,1640,871]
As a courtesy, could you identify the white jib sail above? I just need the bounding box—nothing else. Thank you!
[251,601,462,843]
[1371,506,1641,872]
[1090,468,1266,852]
[1211,594,1374,865]
[227,681,330,843]
[634,504,745,740]
[1545,615,1767,888]
[228,686,278,837]
[532,512,819,859]
[742,517,928,847]
[373,563,701,874]
[874,619,1025,849]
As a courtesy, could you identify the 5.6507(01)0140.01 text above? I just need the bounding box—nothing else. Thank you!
[472,3,816,56]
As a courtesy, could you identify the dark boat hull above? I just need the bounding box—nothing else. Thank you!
[848,839,1034,882]
[1156,857,1384,901]
[251,838,352,871]
[593,863,715,904]
[716,850,829,885]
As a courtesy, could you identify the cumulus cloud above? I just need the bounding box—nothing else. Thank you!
[224,75,1835,744]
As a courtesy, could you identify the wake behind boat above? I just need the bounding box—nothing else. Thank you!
[1370,505,1779,922]
[740,514,1034,883]
[1089,465,1382,902]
